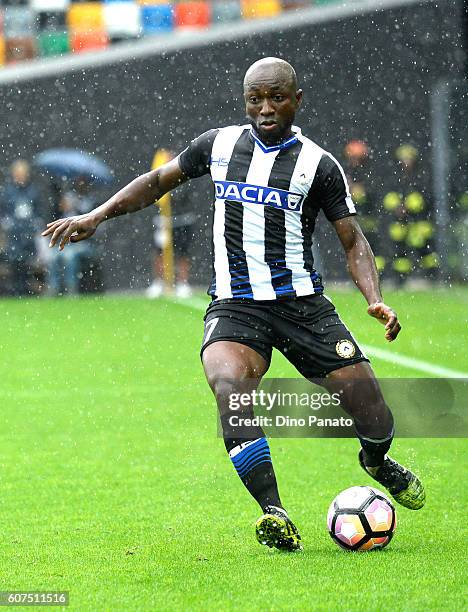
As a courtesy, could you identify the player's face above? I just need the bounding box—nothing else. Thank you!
[244,73,302,144]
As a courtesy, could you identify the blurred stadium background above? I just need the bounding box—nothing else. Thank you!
[0,0,466,295]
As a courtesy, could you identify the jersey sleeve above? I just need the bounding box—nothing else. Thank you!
[313,153,356,222]
[177,129,219,179]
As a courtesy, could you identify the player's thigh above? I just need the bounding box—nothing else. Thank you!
[203,340,269,387]
[201,306,273,382]
[274,296,368,379]
[201,307,272,406]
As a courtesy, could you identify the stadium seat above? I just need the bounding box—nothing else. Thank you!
[281,0,311,9]
[5,35,37,62]
[103,2,141,38]
[141,4,173,33]
[1,0,29,6]
[36,10,67,32]
[4,6,36,37]
[37,30,70,55]
[241,0,281,19]
[174,1,210,28]
[67,3,105,32]
[70,29,108,51]
[211,0,241,23]
[31,0,70,11]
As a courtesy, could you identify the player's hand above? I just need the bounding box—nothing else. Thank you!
[367,301,401,342]
[42,213,100,250]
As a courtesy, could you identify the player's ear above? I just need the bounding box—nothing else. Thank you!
[296,89,303,108]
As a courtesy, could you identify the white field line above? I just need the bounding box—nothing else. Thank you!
[360,345,468,378]
[171,297,468,379]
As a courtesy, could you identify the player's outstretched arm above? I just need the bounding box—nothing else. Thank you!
[333,216,401,342]
[42,157,187,250]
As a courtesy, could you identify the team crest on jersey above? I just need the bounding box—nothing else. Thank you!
[214,180,304,212]
[336,339,356,359]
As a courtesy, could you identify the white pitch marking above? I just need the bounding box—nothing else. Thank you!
[360,344,468,378]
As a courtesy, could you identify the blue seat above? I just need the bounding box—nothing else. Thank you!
[4,6,36,37]
[141,4,173,34]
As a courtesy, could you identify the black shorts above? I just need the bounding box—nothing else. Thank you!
[201,294,368,379]
[153,224,194,257]
[172,225,193,257]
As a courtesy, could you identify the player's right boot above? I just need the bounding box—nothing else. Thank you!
[255,506,302,551]
[359,450,426,510]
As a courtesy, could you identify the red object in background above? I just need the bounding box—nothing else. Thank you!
[345,140,369,160]
[71,30,108,53]
[174,1,211,28]
[5,36,36,63]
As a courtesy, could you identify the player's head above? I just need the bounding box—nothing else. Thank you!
[243,57,302,145]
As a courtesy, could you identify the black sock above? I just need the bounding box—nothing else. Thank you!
[358,430,394,467]
[328,377,395,468]
[225,436,282,511]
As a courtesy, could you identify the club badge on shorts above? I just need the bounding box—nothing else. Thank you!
[336,339,356,359]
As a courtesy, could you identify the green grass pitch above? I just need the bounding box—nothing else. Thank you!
[0,289,466,610]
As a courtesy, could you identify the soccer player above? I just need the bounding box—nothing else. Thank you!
[43,58,425,552]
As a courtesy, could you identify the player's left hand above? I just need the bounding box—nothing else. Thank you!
[367,302,401,342]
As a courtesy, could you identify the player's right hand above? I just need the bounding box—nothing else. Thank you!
[42,213,100,250]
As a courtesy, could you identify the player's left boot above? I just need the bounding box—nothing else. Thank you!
[255,506,302,551]
[359,450,426,510]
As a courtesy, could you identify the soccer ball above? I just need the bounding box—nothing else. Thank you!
[327,486,396,551]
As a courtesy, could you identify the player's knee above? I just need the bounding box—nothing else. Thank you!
[203,344,264,412]
[205,362,255,413]
[204,355,251,392]
[210,377,243,409]
[381,402,394,427]
[369,398,393,421]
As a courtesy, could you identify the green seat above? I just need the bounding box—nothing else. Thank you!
[38,31,70,57]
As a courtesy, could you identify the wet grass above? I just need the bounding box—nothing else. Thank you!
[0,289,465,610]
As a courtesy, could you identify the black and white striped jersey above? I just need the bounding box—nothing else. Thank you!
[178,124,356,301]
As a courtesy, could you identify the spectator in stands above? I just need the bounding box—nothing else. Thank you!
[382,144,436,285]
[0,219,9,295]
[146,179,196,299]
[0,159,42,295]
[343,140,385,273]
[46,177,96,295]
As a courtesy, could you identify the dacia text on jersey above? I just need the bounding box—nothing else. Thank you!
[214,180,304,212]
